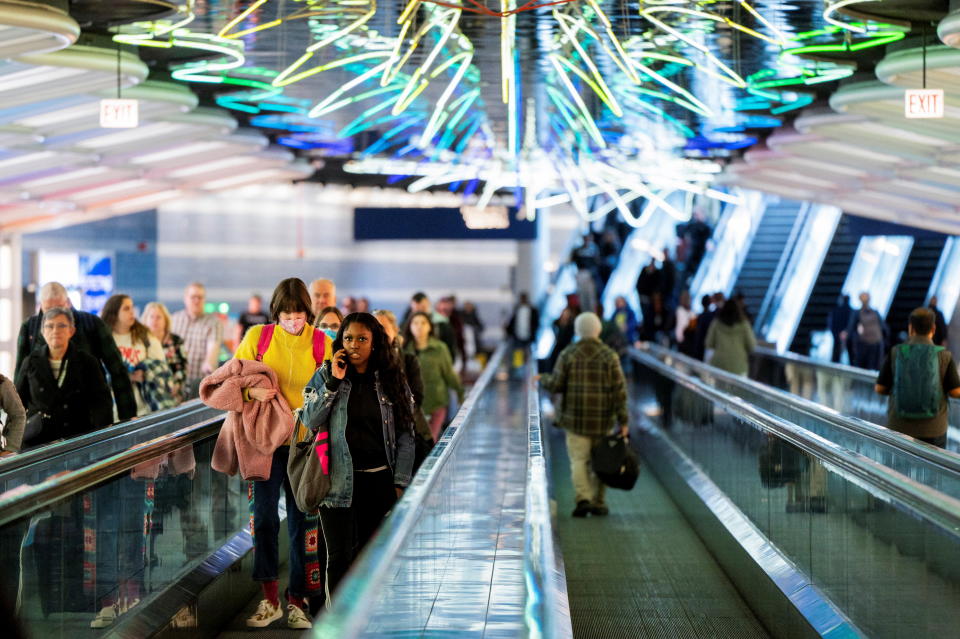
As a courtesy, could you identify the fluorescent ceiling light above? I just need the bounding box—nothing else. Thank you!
[165,155,262,178]
[201,169,295,191]
[0,65,83,92]
[78,122,194,149]
[130,141,231,165]
[19,165,112,189]
[68,178,152,201]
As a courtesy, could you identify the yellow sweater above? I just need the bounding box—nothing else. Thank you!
[235,324,332,410]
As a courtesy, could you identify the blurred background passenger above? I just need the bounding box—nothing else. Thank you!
[16,307,113,448]
[236,294,270,344]
[141,302,189,405]
[315,305,344,339]
[102,295,175,415]
[15,281,136,420]
[0,372,26,456]
[705,299,757,376]
[171,282,223,398]
[309,278,337,318]
[404,311,463,441]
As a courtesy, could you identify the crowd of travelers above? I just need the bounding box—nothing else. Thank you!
[0,277,487,630]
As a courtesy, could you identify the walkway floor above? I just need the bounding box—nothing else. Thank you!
[548,426,771,639]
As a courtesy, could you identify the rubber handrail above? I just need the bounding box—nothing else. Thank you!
[632,348,960,538]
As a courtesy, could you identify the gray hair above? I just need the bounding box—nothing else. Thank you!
[39,282,68,303]
[574,312,602,339]
[43,306,74,327]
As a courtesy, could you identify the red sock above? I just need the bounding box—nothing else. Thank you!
[286,591,306,610]
[262,580,280,607]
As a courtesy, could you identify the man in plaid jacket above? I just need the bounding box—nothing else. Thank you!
[537,312,628,517]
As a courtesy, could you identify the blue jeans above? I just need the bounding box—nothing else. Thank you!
[252,447,324,599]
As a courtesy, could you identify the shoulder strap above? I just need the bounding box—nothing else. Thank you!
[255,324,275,362]
[312,328,325,368]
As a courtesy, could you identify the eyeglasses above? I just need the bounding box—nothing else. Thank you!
[43,322,71,331]
[318,322,340,331]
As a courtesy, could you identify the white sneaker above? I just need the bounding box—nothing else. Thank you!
[287,604,312,630]
[90,604,119,628]
[246,599,282,628]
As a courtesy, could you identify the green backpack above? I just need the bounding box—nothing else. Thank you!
[893,344,944,419]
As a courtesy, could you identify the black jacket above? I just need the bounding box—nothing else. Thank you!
[16,343,115,448]
[15,309,136,420]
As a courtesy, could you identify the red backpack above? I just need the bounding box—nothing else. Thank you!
[254,324,326,367]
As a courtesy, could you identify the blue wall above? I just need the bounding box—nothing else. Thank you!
[20,210,159,308]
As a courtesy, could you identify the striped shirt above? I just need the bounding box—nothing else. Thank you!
[170,310,223,383]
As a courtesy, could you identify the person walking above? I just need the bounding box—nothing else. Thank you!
[536,312,628,517]
[236,294,270,345]
[843,292,887,370]
[0,373,26,456]
[171,282,223,398]
[101,295,175,415]
[315,305,344,339]
[875,307,960,449]
[403,312,464,442]
[827,295,852,364]
[231,278,332,629]
[705,299,757,376]
[299,313,415,598]
[15,307,114,448]
[15,282,136,420]
[309,279,337,318]
[141,302,189,405]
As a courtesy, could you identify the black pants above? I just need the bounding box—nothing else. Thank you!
[319,469,396,597]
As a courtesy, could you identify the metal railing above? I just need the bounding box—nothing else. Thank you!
[637,343,960,477]
[524,361,572,639]
[632,348,960,538]
[0,414,224,526]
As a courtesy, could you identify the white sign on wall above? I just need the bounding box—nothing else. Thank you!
[904,89,944,119]
[100,99,139,128]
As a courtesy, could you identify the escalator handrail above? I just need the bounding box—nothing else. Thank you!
[525,360,572,639]
[309,343,508,638]
[752,345,878,383]
[0,400,214,474]
[631,348,960,538]
[637,344,960,475]
[0,415,224,527]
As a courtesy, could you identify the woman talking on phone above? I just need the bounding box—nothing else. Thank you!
[300,312,415,597]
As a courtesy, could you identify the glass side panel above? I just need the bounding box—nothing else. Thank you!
[633,366,960,638]
[841,236,914,318]
[760,204,841,352]
[687,188,765,310]
[2,437,250,637]
[600,195,687,318]
[751,351,960,453]
[926,237,960,320]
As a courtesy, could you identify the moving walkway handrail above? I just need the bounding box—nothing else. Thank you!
[632,348,960,538]
[0,414,224,527]
[0,399,216,474]
[525,362,572,639]
[310,343,508,638]
[636,343,960,475]
[753,345,878,382]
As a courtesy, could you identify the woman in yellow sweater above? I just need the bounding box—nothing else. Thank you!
[233,278,332,630]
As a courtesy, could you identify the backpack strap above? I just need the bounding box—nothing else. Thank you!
[255,324,276,362]
[312,328,325,368]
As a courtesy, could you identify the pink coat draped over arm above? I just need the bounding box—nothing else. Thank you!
[200,358,295,480]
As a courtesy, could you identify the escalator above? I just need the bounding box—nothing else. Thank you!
[729,199,803,320]
[790,215,859,355]
[886,236,946,342]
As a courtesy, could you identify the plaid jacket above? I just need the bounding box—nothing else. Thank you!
[540,338,628,436]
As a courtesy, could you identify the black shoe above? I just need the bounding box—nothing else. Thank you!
[572,501,591,517]
[590,504,609,516]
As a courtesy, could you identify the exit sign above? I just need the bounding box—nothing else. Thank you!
[100,99,139,128]
[904,89,944,119]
